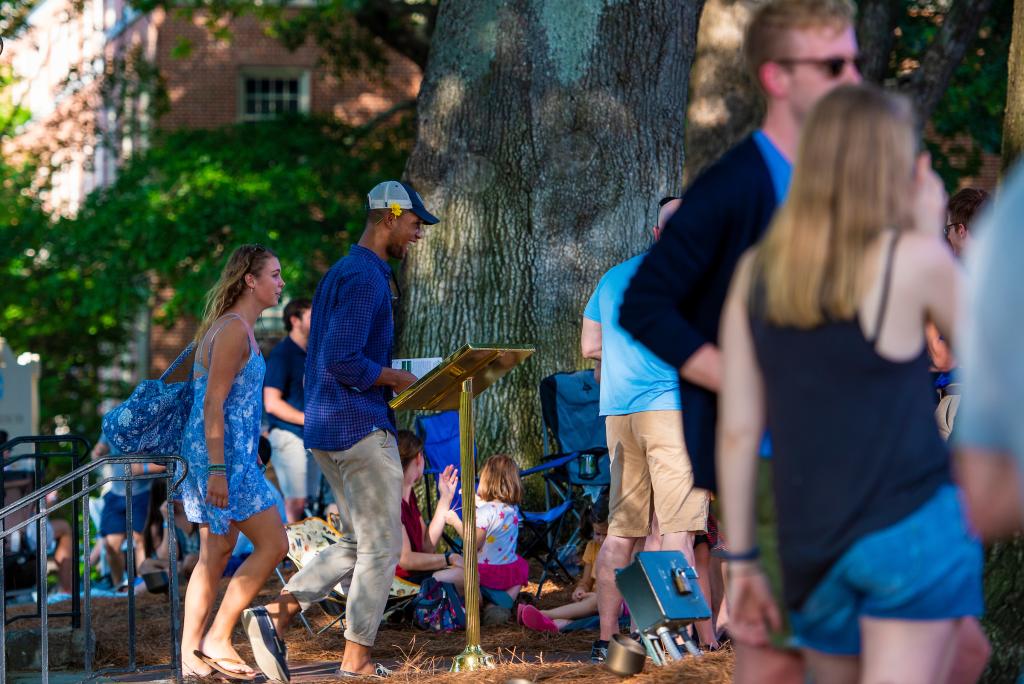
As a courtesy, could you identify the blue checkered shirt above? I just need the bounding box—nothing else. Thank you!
[304,245,396,452]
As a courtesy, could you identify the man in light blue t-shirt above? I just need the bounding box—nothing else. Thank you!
[582,197,714,657]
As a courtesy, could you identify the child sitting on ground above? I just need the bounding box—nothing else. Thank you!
[434,454,528,600]
[518,497,620,633]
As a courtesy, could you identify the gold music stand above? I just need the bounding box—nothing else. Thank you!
[390,343,534,672]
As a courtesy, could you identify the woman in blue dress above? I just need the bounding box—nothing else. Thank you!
[180,244,288,680]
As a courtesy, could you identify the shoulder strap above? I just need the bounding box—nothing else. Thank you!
[202,313,250,369]
[868,231,901,345]
[159,342,196,382]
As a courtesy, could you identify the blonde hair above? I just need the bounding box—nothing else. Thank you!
[752,84,917,328]
[194,244,277,343]
[745,0,856,87]
[477,454,522,506]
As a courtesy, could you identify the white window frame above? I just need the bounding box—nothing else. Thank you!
[237,68,311,122]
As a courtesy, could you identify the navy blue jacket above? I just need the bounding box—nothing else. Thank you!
[619,135,777,493]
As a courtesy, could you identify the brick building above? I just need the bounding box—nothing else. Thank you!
[7,0,421,379]
[8,0,420,208]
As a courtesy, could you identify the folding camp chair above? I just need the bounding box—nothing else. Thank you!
[415,411,469,519]
[414,411,476,552]
[274,517,419,635]
[533,370,611,567]
[416,410,581,598]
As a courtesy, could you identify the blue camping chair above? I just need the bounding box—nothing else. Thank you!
[415,410,582,598]
[415,411,472,551]
[534,370,611,566]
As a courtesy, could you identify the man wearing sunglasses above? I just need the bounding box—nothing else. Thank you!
[621,1,991,681]
[619,0,850,682]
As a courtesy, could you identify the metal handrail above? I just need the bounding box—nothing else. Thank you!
[0,454,188,684]
[2,435,92,630]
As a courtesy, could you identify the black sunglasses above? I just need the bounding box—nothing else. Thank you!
[774,55,864,79]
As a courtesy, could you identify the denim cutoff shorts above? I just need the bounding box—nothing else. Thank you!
[790,485,983,655]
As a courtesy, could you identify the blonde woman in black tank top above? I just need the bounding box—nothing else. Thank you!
[717,85,985,684]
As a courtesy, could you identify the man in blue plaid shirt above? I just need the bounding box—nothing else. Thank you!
[246,181,438,681]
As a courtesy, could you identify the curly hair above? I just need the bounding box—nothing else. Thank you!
[194,244,277,343]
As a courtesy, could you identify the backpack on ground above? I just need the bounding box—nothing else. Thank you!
[411,577,465,633]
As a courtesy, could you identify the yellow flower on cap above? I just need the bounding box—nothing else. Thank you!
[390,202,403,218]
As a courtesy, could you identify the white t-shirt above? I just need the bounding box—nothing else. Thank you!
[475,496,519,566]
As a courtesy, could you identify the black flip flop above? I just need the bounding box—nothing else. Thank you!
[192,650,257,681]
[241,606,291,683]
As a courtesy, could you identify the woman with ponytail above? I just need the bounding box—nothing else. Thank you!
[179,244,289,681]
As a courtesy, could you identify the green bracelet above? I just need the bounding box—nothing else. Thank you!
[208,463,227,473]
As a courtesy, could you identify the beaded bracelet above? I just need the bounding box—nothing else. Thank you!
[712,545,761,562]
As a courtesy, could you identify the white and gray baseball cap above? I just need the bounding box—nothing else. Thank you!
[367,180,440,225]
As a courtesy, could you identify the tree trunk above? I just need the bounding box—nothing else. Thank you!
[900,0,995,119]
[982,7,1024,681]
[399,0,704,463]
[1002,0,1024,172]
[855,0,898,85]
[981,538,1024,683]
[683,0,766,183]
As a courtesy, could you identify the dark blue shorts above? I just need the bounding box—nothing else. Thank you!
[99,490,150,536]
[790,485,983,655]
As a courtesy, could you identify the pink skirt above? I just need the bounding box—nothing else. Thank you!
[477,555,530,591]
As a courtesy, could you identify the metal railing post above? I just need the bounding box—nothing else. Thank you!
[0,452,187,682]
[70,442,82,630]
[167,481,181,684]
[38,506,48,684]
[82,474,93,677]
[124,465,136,672]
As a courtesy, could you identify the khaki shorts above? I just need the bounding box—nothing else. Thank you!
[606,410,710,537]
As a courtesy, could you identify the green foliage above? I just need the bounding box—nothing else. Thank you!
[127,0,437,71]
[0,0,39,39]
[892,0,1012,187]
[0,64,31,137]
[0,112,413,438]
[1,156,131,443]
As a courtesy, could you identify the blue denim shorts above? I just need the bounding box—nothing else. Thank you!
[790,485,983,655]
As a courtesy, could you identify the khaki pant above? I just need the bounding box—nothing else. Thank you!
[268,427,321,499]
[606,410,709,537]
[284,430,403,647]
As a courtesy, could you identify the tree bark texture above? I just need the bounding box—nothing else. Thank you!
[683,0,766,184]
[982,8,1024,683]
[981,538,1024,683]
[399,0,704,463]
[855,0,898,85]
[1002,0,1024,172]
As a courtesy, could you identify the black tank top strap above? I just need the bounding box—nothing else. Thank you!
[868,231,900,346]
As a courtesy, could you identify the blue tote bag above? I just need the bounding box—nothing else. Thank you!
[102,342,195,455]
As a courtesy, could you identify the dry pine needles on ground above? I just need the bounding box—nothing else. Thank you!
[15,573,733,682]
